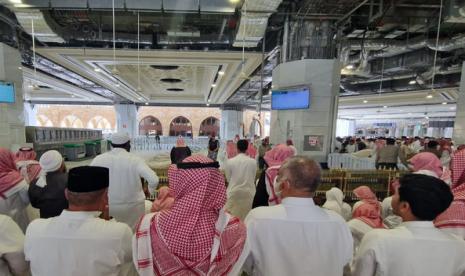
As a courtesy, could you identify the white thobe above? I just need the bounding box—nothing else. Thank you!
[0,180,30,232]
[348,219,374,253]
[91,148,159,229]
[243,197,353,276]
[225,153,257,220]
[0,214,28,276]
[352,221,465,276]
[381,197,402,228]
[25,210,135,276]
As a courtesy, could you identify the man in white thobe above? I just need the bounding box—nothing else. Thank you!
[225,139,257,220]
[243,156,353,276]
[25,166,135,276]
[91,132,158,229]
[0,214,28,276]
[352,174,465,276]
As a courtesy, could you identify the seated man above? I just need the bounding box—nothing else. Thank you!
[243,156,353,276]
[352,174,465,276]
[29,150,68,218]
[25,166,135,276]
[0,214,28,276]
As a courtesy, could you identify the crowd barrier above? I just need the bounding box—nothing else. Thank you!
[146,166,410,203]
[327,153,377,170]
[132,136,226,152]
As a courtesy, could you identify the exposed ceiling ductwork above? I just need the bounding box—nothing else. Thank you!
[14,9,64,43]
[233,0,282,48]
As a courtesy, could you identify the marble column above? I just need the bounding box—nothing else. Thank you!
[114,104,138,138]
[453,62,465,144]
[24,102,37,126]
[220,108,243,140]
[270,59,340,163]
[0,43,25,149]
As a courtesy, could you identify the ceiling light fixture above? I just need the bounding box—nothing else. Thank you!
[94,68,101,72]
[450,107,456,110]
[145,102,149,105]
[218,71,225,76]
[211,84,217,88]
[345,64,354,70]
[18,66,22,70]
[426,94,433,99]
[363,100,368,103]
[383,105,388,108]
[409,80,416,85]
[9,0,22,3]
[206,103,210,106]
[138,97,142,100]
[115,83,120,87]
[442,102,447,105]
[229,0,240,3]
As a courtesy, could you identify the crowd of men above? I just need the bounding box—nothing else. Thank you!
[0,132,465,276]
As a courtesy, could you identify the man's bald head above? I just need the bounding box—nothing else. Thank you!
[280,156,321,193]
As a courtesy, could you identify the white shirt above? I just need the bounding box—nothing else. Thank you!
[225,153,257,199]
[352,221,465,276]
[243,197,353,276]
[348,219,374,253]
[0,215,28,276]
[225,153,257,220]
[91,148,159,204]
[0,180,30,232]
[25,210,135,276]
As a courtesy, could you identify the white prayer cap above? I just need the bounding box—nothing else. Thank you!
[111,132,130,145]
[39,150,63,172]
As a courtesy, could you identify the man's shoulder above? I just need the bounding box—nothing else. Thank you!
[246,205,284,221]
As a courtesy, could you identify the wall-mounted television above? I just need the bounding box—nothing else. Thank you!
[0,82,15,103]
[271,87,310,110]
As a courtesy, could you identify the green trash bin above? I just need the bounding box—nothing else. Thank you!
[64,144,84,161]
[84,141,97,157]
[93,139,102,155]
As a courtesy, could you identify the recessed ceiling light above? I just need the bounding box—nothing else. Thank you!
[345,64,354,70]
[426,94,433,99]
[145,102,149,105]
[218,71,225,76]
[9,0,22,4]
[383,105,388,108]
[409,80,416,85]
[442,102,447,105]
[207,99,211,103]
[206,103,210,106]
[138,97,142,100]
[71,94,75,98]
[115,83,120,87]
[363,100,368,103]
[450,107,456,110]
[18,66,22,70]
[229,0,240,3]
[211,84,217,88]
[425,116,429,119]
[94,68,101,72]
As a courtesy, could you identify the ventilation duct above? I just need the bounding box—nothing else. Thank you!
[233,0,282,48]
[14,10,64,43]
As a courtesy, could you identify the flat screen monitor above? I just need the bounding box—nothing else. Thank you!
[0,82,15,103]
[271,87,310,110]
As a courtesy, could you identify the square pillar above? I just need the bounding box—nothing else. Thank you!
[453,62,465,145]
[114,104,138,138]
[270,59,340,163]
[0,43,25,149]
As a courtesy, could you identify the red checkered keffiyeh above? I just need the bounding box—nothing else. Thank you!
[0,148,24,198]
[353,186,386,229]
[15,149,41,184]
[435,150,465,231]
[134,155,246,275]
[264,144,295,205]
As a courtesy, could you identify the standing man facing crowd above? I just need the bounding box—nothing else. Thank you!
[91,132,158,229]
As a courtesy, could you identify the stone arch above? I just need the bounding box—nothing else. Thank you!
[87,116,112,130]
[36,114,53,127]
[139,116,163,136]
[199,116,220,137]
[249,119,262,137]
[169,116,193,137]
[60,115,84,128]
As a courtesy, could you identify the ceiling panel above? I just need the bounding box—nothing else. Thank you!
[163,0,199,11]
